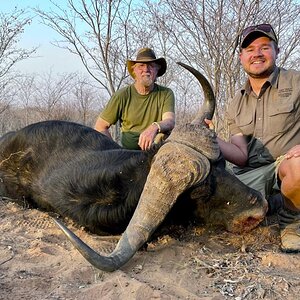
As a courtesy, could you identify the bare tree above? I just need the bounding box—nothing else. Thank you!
[3,70,107,132]
[35,0,155,140]
[0,8,37,120]
[0,8,37,80]
[33,70,76,120]
[71,76,104,126]
[145,0,300,137]
[35,0,146,97]
[14,74,37,126]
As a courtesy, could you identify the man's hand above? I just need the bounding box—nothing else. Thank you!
[138,124,159,150]
[286,145,300,159]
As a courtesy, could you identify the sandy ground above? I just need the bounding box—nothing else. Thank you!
[0,198,299,300]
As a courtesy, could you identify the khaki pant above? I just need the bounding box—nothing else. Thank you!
[235,155,285,199]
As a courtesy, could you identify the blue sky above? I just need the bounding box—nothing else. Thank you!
[1,0,86,74]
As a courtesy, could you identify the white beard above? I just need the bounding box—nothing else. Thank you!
[140,75,154,87]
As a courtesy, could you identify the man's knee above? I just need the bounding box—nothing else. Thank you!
[279,157,300,210]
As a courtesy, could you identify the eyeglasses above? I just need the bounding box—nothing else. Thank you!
[241,23,277,42]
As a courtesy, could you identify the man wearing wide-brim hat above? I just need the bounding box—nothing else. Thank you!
[94,47,175,150]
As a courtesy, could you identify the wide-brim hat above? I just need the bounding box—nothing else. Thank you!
[127,48,167,77]
[240,23,278,48]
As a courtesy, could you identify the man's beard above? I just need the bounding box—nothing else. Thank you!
[141,76,154,87]
[246,64,275,79]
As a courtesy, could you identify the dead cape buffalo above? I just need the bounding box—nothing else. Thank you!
[0,63,268,272]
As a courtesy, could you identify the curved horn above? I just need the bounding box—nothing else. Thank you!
[53,143,211,272]
[177,62,215,124]
[54,64,218,272]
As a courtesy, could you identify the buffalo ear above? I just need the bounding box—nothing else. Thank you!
[0,148,34,199]
[1,148,34,172]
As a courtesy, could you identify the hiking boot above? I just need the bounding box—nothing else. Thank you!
[278,207,300,253]
[267,193,284,215]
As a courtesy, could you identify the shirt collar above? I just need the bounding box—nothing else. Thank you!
[240,66,280,96]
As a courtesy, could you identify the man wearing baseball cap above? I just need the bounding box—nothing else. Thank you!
[206,24,300,252]
[239,23,278,48]
[94,47,175,150]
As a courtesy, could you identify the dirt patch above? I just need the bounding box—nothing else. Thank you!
[0,198,299,300]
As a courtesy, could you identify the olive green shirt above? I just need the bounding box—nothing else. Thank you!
[227,67,300,174]
[100,84,175,150]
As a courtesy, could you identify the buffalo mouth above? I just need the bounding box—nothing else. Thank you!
[229,215,264,233]
[226,205,268,234]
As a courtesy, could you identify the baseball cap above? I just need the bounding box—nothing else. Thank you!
[240,23,278,48]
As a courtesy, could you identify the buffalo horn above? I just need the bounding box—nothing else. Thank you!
[177,62,215,124]
[53,63,216,272]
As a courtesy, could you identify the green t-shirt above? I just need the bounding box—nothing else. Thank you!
[100,84,175,149]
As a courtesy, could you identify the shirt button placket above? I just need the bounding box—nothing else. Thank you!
[256,98,263,141]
